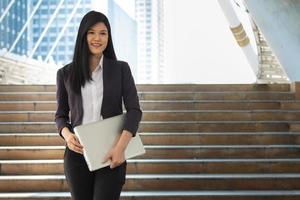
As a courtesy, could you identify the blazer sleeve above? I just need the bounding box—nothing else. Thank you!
[55,68,72,139]
[121,62,142,137]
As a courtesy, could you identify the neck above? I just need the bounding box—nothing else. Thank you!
[89,54,102,72]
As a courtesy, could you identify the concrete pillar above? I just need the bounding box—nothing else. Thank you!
[244,0,300,81]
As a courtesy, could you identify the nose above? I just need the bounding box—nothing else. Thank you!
[94,33,101,41]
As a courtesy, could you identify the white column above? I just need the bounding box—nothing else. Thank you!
[217,0,258,77]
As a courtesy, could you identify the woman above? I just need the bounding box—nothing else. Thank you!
[55,11,142,200]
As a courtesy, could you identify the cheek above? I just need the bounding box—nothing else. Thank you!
[87,36,92,45]
[86,34,91,41]
[103,37,109,45]
[102,37,109,48]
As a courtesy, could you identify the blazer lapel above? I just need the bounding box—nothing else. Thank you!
[101,56,108,117]
[77,85,84,125]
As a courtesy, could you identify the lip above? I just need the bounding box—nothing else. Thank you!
[91,43,101,47]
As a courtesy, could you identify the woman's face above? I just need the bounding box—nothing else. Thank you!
[86,22,108,56]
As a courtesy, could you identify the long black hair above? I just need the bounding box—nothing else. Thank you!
[69,11,116,94]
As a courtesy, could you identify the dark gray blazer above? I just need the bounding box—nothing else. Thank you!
[55,57,142,139]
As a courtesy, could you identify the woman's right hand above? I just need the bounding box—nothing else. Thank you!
[62,127,84,154]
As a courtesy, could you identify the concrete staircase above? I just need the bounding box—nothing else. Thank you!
[0,84,300,200]
[253,24,289,83]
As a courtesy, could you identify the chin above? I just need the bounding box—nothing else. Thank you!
[90,52,102,57]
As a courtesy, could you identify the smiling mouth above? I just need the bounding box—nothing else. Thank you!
[91,43,101,48]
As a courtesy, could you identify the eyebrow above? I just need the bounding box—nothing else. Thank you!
[88,28,108,32]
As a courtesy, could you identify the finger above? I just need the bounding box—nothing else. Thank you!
[103,151,112,163]
[69,138,83,149]
[110,161,117,169]
[73,141,84,149]
[73,146,84,154]
[111,158,122,169]
[72,136,84,148]
[75,146,84,154]
[68,143,83,154]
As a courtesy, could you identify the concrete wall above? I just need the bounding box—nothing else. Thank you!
[244,0,300,81]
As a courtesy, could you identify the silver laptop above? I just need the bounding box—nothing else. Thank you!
[74,113,145,171]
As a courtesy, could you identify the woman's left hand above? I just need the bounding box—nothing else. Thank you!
[103,144,125,169]
[103,130,132,169]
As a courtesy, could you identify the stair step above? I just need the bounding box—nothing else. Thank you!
[139,132,300,145]
[281,102,300,109]
[0,132,299,145]
[0,145,299,159]
[260,51,277,57]
[2,110,300,122]
[0,121,292,133]
[260,70,285,76]
[1,159,300,175]
[137,84,292,92]
[0,133,64,146]
[0,174,299,192]
[260,64,282,69]
[138,92,295,101]
[0,190,300,200]
[3,100,300,111]
[0,84,291,92]
[142,121,291,132]
[289,123,300,132]
[0,92,294,101]
[3,100,297,111]
[0,92,56,101]
[1,190,300,200]
[142,101,284,110]
[260,55,277,61]
[139,110,300,121]
[0,85,56,92]
[0,101,55,111]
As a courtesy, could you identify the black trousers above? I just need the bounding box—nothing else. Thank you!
[64,146,127,200]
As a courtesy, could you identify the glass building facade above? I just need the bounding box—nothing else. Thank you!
[29,0,91,65]
[0,0,28,55]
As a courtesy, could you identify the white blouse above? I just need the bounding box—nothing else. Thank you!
[81,56,104,125]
